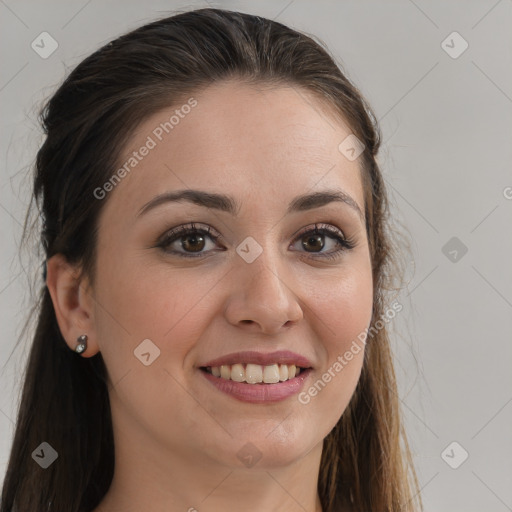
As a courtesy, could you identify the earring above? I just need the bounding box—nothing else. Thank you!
[75,334,88,354]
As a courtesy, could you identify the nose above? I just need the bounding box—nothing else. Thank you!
[223,252,304,335]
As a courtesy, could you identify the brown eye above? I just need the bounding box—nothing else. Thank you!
[180,232,207,253]
[157,223,222,258]
[156,222,355,261]
[301,232,325,253]
[291,223,356,261]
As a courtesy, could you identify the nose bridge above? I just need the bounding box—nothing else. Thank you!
[225,234,303,333]
[239,224,289,295]
[248,253,288,305]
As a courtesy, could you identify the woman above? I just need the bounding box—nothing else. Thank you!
[1,7,422,512]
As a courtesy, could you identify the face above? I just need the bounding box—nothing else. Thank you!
[89,81,373,470]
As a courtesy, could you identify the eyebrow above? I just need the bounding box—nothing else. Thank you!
[137,188,365,223]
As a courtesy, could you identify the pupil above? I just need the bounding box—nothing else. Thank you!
[183,234,204,252]
[303,234,324,252]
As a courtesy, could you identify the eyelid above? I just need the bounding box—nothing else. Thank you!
[292,222,346,241]
[159,221,347,243]
[156,222,223,245]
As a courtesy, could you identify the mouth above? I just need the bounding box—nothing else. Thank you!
[197,350,314,402]
[200,363,311,384]
[199,365,313,403]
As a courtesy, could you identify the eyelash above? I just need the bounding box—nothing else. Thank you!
[156,222,356,261]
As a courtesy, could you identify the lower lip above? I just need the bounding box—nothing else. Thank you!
[200,368,312,403]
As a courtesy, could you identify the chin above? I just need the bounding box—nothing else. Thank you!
[213,428,317,470]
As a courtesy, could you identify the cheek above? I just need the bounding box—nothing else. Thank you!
[308,263,373,356]
[327,278,372,349]
[91,258,219,443]
[93,255,223,369]
[298,267,373,428]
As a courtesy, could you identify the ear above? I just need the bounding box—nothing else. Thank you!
[46,253,99,358]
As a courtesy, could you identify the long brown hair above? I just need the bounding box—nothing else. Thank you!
[1,7,422,512]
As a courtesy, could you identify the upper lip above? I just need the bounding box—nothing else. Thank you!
[200,350,313,369]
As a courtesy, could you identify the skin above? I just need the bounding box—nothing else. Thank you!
[47,81,373,512]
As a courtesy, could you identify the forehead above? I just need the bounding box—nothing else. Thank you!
[101,81,365,221]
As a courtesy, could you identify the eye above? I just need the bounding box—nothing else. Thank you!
[156,222,222,258]
[290,223,356,261]
[156,222,356,260]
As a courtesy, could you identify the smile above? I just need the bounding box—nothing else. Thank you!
[201,363,305,384]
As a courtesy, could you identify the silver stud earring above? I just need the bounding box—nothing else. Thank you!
[75,334,88,354]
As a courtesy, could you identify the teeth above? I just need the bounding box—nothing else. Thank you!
[231,363,245,382]
[246,363,263,384]
[263,364,280,383]
[220,365,231,379]
[205,363,305,383]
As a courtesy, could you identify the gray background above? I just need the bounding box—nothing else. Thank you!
[1,1,511,511]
